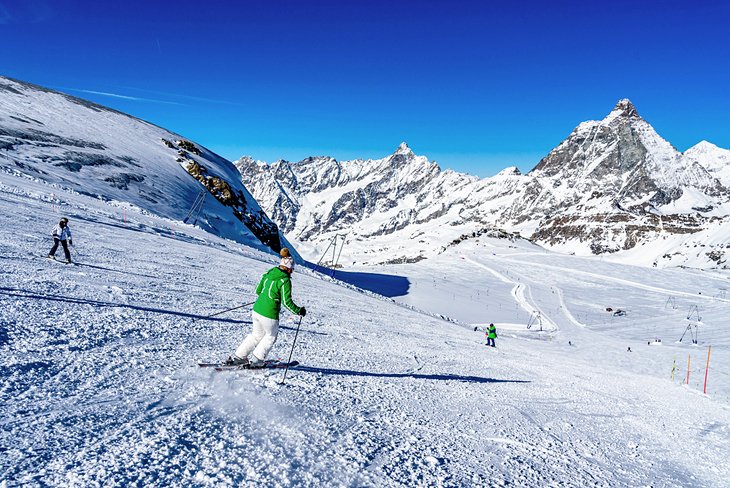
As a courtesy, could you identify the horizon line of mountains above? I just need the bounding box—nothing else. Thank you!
[1,75,728,270]
[235,99,730,269]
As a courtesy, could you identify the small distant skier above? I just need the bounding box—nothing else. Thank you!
[486,323,497,347]
[226,248,306,368]
[47,217,73,263]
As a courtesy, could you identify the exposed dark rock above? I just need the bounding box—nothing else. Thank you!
[0,127,106,150]
[706,250,725,264]
[382,255,427,265]
[51,152,123,172]
[184,160,282,252]
[177,140,201,156]
[0,81,23,95]
[104,173,145,190]
[9,115,44,125]
[118,155,142,168]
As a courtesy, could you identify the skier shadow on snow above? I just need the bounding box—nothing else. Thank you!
[0,286,251,324]
[309,264,410,298]
[279,324,328,336]
[74,262,158,279]
[295,365,530,385]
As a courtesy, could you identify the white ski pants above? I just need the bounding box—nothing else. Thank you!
[235,311,280,361]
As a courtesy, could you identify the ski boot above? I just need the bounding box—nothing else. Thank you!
[224,355,249,367]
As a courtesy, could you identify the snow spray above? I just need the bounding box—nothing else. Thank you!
[704,346,712,394]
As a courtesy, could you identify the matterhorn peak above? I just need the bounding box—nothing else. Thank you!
[605,98,640,121]
[394,142,414,156]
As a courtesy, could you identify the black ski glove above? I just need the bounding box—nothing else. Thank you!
[69,240,73,246]
[299,307,307,317]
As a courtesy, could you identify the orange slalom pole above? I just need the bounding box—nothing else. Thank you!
[686,354,691,385]
[704,345,712,394]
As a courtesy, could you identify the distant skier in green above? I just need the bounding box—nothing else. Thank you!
[486,323,497,347]
[226,248,306,368]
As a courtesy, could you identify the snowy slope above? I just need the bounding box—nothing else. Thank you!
[236,101,730,270]
[0,76,287,255]
[3,159,730,486]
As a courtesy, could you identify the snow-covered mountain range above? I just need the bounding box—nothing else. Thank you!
[235,100,730,269]
[0,76,288,255]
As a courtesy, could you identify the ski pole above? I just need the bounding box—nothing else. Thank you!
[193,301,255,323]
[280,315,303,385]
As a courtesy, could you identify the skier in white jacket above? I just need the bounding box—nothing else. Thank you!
[48,217,73,263]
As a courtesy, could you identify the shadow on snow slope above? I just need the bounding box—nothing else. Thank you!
[307,263,411,298]
[0,286,251,324]
[296,365,531,385]
[0,286,328,335]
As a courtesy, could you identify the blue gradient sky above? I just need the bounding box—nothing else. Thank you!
[2,0,729,176]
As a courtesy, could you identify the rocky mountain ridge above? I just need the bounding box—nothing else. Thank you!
[236,100,730,269]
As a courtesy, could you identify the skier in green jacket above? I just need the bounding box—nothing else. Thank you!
[486,323,497,347]
[226,248,306,367]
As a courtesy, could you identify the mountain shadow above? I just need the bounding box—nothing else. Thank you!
[308,263,410,298]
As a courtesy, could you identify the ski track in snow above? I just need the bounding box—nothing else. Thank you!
[2,173,730,486]
[554,285,585,328]
[466,257,558,332]
[497,256,730,304]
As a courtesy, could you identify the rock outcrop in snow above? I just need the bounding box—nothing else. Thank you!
[236,101,730,270]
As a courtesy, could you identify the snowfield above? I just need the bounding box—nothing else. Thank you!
[2,172,730,487]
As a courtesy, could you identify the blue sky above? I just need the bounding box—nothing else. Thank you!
[2,0,729,177]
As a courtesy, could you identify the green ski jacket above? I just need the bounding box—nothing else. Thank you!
[488,325,497,339]
[252,266,302,320]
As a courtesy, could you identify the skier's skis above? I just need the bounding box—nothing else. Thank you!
[45,256,76,265]
[198,359,299,371]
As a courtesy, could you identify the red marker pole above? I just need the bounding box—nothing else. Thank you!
[686,354,691,386]
[704,345,712,394]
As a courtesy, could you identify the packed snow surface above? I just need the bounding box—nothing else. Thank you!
[2,172,730,487]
